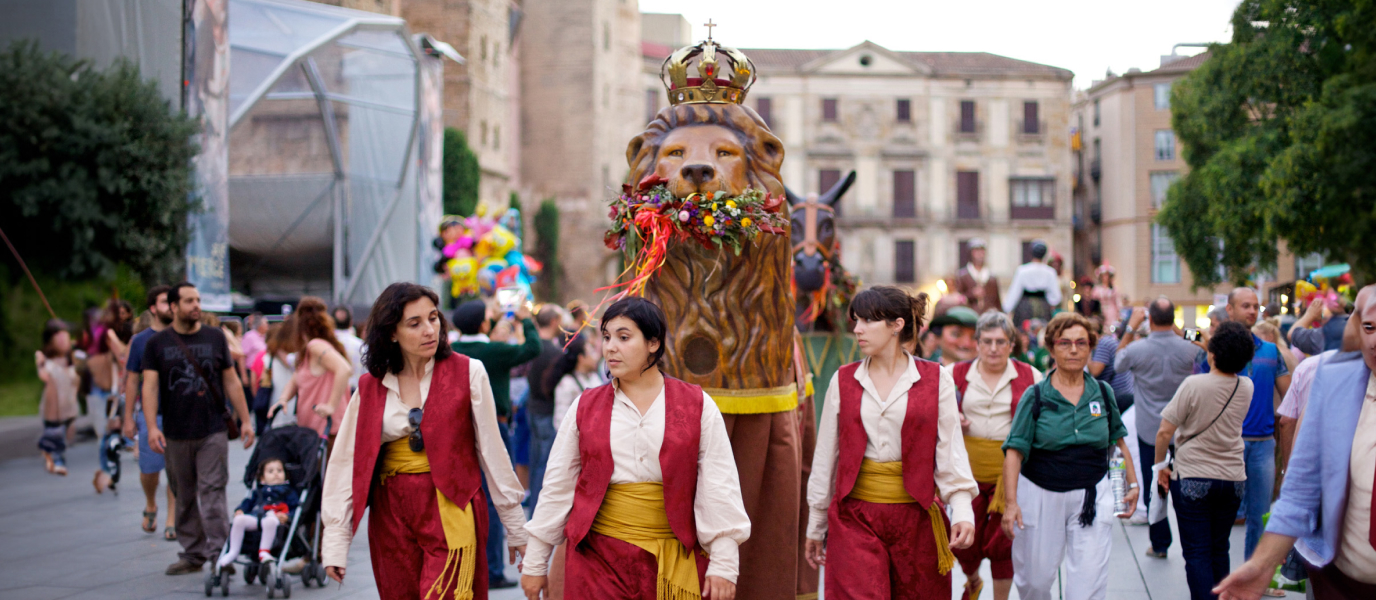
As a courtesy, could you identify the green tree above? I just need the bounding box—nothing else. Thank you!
[442,127,480,216]
[1159,0,1376,287]
[0,41,199,284]
[533,199,562,301]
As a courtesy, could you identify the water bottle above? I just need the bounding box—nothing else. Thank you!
[1109,448,1127,515]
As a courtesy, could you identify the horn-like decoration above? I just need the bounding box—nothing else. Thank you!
[820,171,857,206]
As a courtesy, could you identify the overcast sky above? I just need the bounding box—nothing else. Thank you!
[638,0,1242,89]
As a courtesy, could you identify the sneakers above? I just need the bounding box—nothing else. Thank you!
[490,577,519,589]
[165,559,203,575]
[1144,548,1168,559]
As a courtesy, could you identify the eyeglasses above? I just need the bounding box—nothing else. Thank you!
[1053,339,1092,351]
[408,408,424,452]
[977,338,1010,348]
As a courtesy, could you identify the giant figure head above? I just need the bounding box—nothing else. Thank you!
[627,103,785,199]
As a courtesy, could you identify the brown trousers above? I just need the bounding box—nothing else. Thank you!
[164,431,229,565]
[795,395,820,599]
[722,409,801,600]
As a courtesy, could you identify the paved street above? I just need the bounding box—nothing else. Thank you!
[0,416,1300,600]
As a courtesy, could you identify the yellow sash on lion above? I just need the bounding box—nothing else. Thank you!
[590,482,702,600]
[379,439,478,600]
[846,458,956,575]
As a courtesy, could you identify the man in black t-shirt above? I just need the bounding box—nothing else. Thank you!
[142,282,255,575]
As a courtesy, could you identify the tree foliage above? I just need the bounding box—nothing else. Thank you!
[533,199,562,302]
[442,127,480,216]
[1159,0,1376,287]
[0,41,199,284]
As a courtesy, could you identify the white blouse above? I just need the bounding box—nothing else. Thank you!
[806,355,978,541]
[553,371,603,428]
[522,382,751,583]
[945,359,1044,441]
[320,358,528,568]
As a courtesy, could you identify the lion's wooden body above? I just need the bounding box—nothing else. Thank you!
[642,230,795,391]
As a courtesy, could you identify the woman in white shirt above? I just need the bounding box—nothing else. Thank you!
[548,334,604,429]
[520,297,750,600]
[804,286,977,599]
[319,283,527,599]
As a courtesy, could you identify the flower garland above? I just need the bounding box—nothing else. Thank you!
[596,174,788,301]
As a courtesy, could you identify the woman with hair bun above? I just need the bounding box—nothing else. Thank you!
[270,296,353,439]
[521,296,750,600]
[804,286,977,599]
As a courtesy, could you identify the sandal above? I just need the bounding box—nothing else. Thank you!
[962,576,983,600]
[142,510,158,533]
[164,527,177,541]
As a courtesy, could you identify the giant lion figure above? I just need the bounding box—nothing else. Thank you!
[625,101,803,600]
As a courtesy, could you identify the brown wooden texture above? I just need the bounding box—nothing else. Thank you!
[642,231,795,389]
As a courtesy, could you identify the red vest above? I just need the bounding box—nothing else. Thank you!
[349,354,484,536]
[952,359,1036,417]
[565,377,703,551]
[834,358,942,509]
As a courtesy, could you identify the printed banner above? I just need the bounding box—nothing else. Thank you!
[183,0,232,311]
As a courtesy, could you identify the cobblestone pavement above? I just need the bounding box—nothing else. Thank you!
[0,416,1299,599]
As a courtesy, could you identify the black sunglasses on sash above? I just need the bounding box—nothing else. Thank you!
[408,407,424,452]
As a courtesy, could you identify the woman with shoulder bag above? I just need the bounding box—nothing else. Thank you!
[1154,320,1256,600]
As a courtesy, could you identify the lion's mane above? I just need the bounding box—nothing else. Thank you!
[625,103,785,197]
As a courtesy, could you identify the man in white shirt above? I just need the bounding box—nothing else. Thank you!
[331,306,365,391]
[1003,240,1062,327]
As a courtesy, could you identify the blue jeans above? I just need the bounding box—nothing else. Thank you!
[1171,477,1243,600]
[1241,438,1276,559]
[526,412,557,514]
[1139,438,1173,553]
[482,420,513,582]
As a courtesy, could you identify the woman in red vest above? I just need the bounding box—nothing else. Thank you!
[804,286,978,599]
[319,282,529,599]
[519,297,750,600]
[947,311,1043,600]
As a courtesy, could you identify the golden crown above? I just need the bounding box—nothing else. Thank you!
[660,26,755,106]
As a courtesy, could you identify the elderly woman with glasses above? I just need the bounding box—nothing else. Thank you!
[1000,312,1139,600]
[319,283,528,599]
[946,311,1043,600]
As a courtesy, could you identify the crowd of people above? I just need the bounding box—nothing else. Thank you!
[28,271,1375,600]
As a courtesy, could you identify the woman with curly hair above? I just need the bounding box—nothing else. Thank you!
[804,286,977,599]
[271,297,352,439]
[1001,311,1140,600]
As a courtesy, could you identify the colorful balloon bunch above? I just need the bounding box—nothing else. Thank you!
[432,208,542,301]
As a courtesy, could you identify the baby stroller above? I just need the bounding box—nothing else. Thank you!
[205,418,329,598]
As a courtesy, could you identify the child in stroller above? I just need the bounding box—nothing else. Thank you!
[218,458,299,567]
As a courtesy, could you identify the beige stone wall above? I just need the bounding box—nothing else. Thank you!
[519,0,641,303]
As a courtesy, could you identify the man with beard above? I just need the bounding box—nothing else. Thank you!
[121,285,179,540]
[141,282,256,575]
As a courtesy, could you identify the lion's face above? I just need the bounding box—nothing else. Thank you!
[650,125,752,198]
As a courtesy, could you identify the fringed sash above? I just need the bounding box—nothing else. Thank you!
[590,483,702,600]
[962,436,1008,513]
[848,459,956,575]
[379,439,477,600]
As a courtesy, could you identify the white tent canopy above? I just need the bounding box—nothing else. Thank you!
[228,0,440,307]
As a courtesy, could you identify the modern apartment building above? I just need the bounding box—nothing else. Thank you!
[644,39,1076,296]
[1071,51,1310,325]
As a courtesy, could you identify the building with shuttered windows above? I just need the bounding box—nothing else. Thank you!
[644,38,1075,295]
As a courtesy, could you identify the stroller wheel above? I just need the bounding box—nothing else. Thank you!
[280,572,291,599]
[259,563,270,585]
[204,571,215,597]
[266,570,276,600]
[222,577,230,597]
[245,563,258,585]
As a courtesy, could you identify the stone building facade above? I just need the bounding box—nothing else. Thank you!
[643,39,1076,298]
[1072,52,1309,326]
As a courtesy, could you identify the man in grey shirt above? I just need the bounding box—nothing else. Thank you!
[1115,296,1200,558]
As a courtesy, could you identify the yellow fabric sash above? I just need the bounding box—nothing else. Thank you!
[703,384,799,414]
[590,483,701,600]
[847,459,955,575]
[962,436,1008,513]
[379,439,477,600]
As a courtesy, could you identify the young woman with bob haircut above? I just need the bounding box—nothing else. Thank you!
[1000,311,1140,600]
[804,285,978,600]
[319,282,528,599]
[521,296,750,600]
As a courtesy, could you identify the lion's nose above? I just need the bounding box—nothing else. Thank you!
[680,164,716,186]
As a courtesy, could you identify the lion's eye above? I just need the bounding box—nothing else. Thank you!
[667,149,684,157]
